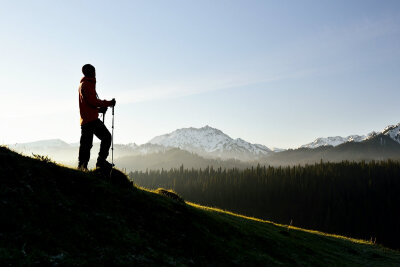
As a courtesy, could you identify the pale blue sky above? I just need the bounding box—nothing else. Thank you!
[1,0,399,148]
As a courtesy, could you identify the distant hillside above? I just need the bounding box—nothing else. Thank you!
[116,148,253,171]
[1,146,400,265]
[9,139,79,166]
[266,134,400,165]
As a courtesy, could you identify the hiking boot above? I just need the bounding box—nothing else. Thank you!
[78,164,88,172]
[96,159,114,169]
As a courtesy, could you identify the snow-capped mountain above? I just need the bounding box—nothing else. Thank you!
[301,123,400,149]
[11,139,70,149]
[148,125,271,160]
[300,135,366,149]
[381,123,400,144]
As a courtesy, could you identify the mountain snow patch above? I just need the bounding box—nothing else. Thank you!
[381,123,400,144]
[300,135,366,149]
[148,125,271,160]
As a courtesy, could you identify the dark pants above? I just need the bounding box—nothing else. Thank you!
[78,119,111,168]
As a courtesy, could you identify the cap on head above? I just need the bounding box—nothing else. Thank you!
[82,64,95,77]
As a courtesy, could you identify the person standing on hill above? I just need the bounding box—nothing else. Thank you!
[78,64,116,171]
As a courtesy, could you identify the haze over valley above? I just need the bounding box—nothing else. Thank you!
[9,122,400,171]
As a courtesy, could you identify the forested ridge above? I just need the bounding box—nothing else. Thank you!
[130,160,400,249]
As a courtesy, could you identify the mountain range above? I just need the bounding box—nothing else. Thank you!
[7,123,400,170]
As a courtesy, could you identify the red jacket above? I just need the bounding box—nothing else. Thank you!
[78,77,112,125]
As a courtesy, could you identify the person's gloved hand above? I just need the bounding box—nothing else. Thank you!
[99,107,108,113]
[110,98,116,107]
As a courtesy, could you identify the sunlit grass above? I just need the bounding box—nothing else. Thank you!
[138,183,373,246]
[188,201,373,245]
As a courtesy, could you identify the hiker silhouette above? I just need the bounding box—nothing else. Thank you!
[78,64,116,171]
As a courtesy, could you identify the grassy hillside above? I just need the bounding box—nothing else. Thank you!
[1,146,399,266]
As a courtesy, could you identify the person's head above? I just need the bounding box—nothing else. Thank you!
[82,64,96,77]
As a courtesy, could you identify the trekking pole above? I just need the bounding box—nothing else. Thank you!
[111,105,114,166]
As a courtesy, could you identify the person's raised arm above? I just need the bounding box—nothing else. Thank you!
[82,85,112,108]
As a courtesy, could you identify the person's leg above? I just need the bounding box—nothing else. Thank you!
[78,122,95,169]
[92,119,112,166]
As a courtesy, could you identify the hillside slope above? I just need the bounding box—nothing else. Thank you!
[1,147,399,266]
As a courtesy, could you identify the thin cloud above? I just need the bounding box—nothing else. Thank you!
[115,69,317,104]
